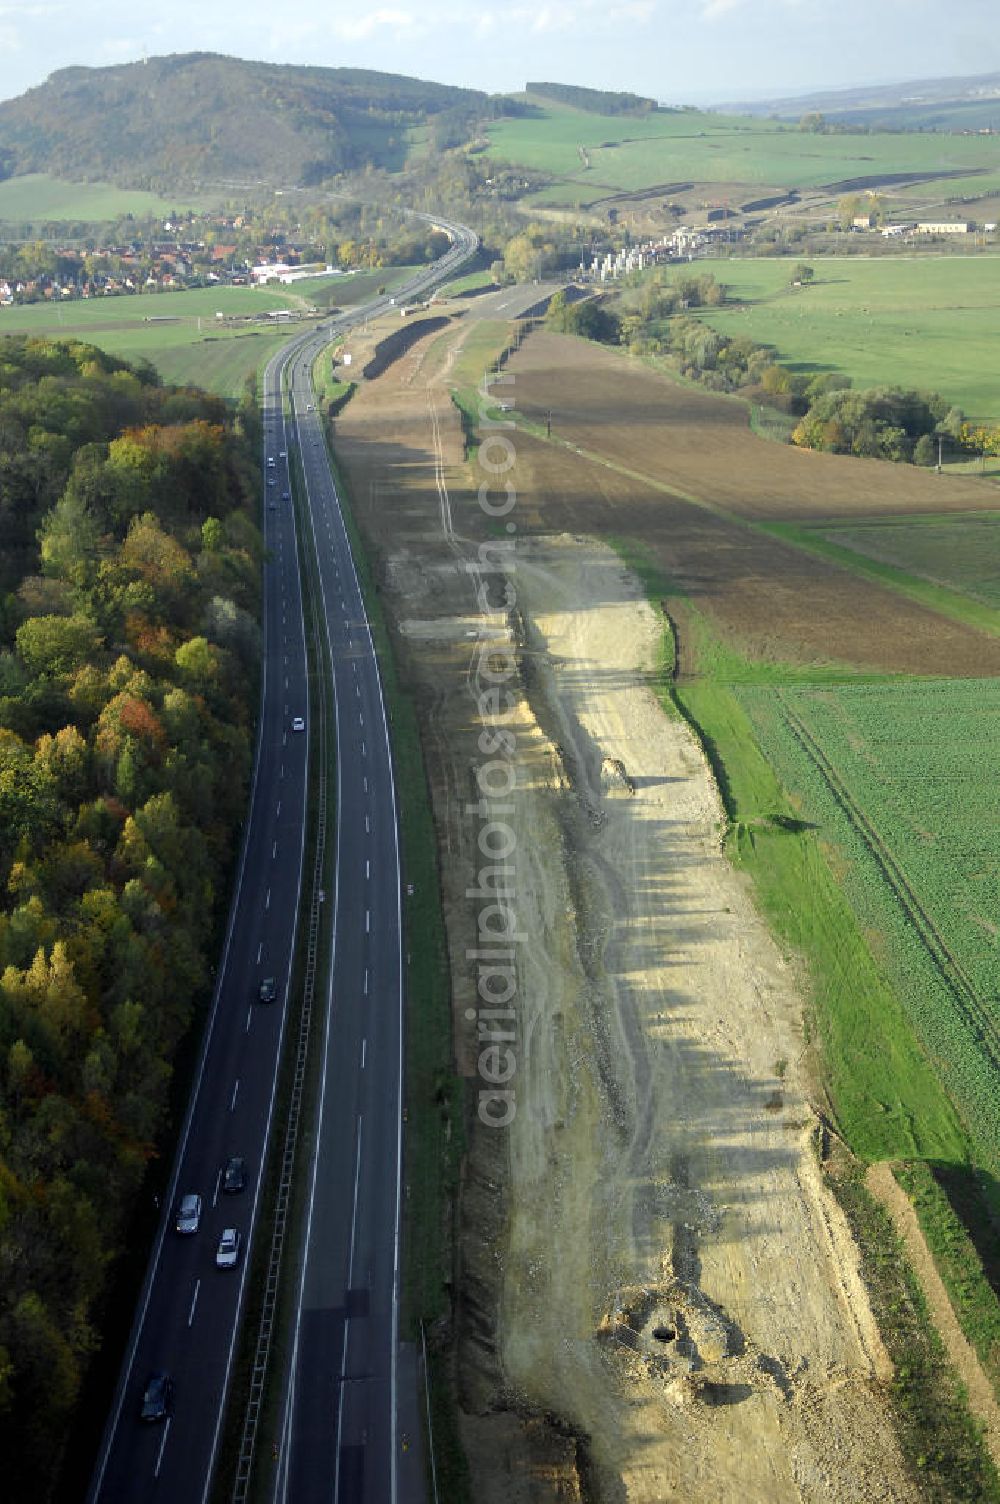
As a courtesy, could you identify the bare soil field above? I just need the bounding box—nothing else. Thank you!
[509,330,1000,523]
[505,421,1000,678]
[331,311,927,1501]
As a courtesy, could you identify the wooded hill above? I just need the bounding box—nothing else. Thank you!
[0,337,262,1498]
[525,81,659,114]
[0,52,488,190]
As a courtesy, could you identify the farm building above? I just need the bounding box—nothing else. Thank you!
[914,221,972,235]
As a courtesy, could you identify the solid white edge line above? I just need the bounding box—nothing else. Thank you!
[326,429,409,1504]
[201,344,313,1504]
[274,367,346,1504]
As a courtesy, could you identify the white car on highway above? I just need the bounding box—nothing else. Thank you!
[215,1228,240,1269]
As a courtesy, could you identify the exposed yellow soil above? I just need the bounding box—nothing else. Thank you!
[331,310,925,1501]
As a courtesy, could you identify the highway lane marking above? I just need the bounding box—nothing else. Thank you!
[188,1279,201,1328]
[277,801,281,816]
[333,1117,366,1499]
[365,814,370,833]
[359,713,364,729]
[257,941,263,963]
[213,1169,222,1207]
[361,1038,366,1069]
[230,1079,240,1112]
[154,1418,171,1478]
[273,841,278,859]
[366,859,370,879]
[282,732,287,746]
[363,776,368,793]
[364,967,369,996]
[365,909,370,934]
[265,888,271,910]
[280,763,285,779]
[361,741,366,758]
[245,1008,252,1035]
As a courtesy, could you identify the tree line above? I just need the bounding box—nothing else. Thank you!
[597,269,986,466]
[0,336,262,1498]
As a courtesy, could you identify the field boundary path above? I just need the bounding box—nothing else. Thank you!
[866,1163,1000,1469]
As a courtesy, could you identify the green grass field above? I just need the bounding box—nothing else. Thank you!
[738,677,1000,1167]
[0,173,189,223]
[0,285,312,395]
[484,103,1000,201]
[692,255,1000,421]
[608,542,971,1168]
[290,265,415,311]
[817,513,1000,607]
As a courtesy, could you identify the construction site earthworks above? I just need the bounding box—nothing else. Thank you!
[324,298,1000,1503]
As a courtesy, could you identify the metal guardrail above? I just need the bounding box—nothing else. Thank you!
[231,368,330,1504]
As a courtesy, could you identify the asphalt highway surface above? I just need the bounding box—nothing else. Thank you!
[87,217,477,1504]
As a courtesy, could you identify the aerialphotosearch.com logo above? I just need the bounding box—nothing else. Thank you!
[466,359,521,1128]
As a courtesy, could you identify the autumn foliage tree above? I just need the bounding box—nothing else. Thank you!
[0,336,261,1499]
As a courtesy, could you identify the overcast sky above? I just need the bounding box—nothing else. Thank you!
[1,0,998,107]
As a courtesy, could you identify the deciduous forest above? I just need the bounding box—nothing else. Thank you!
[0,336,261,1493]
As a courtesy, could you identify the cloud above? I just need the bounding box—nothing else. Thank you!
[700,0,748,17]
[609,0,656,18]
[331,8,416,43]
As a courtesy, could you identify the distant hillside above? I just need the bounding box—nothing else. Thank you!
[0,52,487,189]
[721,70,1000,125]
[525,82,658,115]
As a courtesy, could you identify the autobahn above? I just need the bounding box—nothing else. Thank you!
[87,215,477,1504]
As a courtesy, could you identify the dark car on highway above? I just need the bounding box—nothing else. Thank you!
[222,1156,247,1194]
[174,1193,202,1235]
[140,1372,173,1422]
[258,977,277,1004]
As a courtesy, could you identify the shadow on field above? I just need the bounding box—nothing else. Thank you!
[930,1161,1000,1295]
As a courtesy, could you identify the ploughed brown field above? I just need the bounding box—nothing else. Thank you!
[510,331,998,522]
[505,332,1000,677]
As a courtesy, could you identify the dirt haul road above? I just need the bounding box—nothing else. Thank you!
[331,313,919,1503]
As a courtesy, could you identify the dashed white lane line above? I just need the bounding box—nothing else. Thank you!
[155,1419,171,1477]
[245,1008,252,1034]
[188,1279,201,1328]
[365,814,370,833]
[361,1038,366,1070]
[365,909,370,934]
[257,941,263,963]
[365,859,370,879]
[363,776,368,793]
[364,967,369,996]
[272,841,278,859]
[230,1079,239,1112]
[361,741,366,758]
[265,888,271,910]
